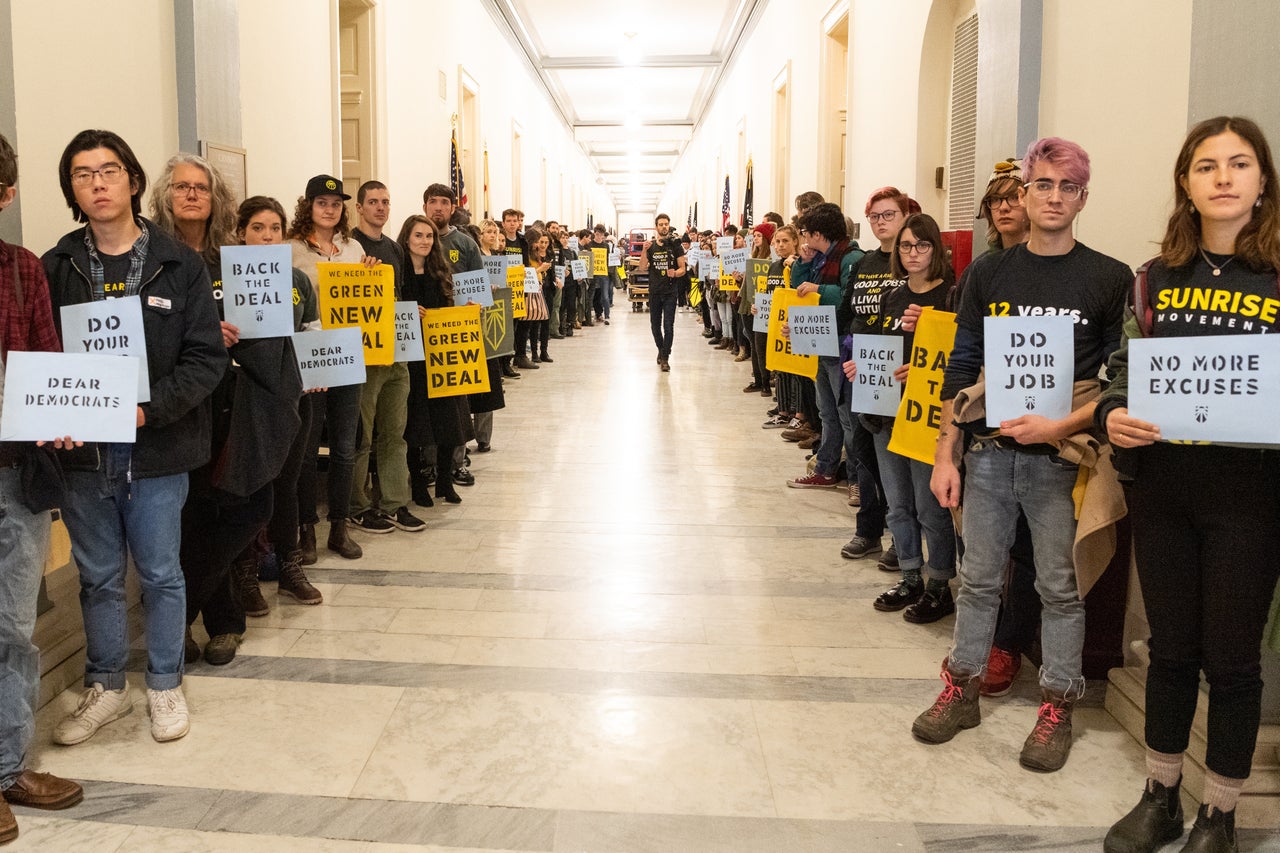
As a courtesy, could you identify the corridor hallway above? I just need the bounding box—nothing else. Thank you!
[18,306,1267,851]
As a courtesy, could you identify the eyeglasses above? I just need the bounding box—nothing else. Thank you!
[69,164,128,187]
[867,210,899,224]
[899,240,933,255]
[1023,180,1085,201]
[985,194,1022,210]
[172,182,211,198]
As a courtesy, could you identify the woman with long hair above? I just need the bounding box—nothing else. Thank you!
[740,222,775,393]
[514,226,553,368]
[1099,116,1280,853]
[398,215,466,505]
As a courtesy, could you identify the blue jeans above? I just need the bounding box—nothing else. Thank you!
[949,441,1085,697]
[61,444,188,691]
[0,469,50,788]
[649,291,677,358]
[814,356,848,477]
[593,276,611,319]
[872,425,955,581]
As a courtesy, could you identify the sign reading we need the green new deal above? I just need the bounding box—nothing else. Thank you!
[316,262,395,366]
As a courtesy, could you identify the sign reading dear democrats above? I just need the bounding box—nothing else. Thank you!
[292,327,367,389]
[0,351,139,443]
[983,315,1074,426]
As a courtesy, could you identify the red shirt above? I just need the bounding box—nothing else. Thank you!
[0,239,61,359]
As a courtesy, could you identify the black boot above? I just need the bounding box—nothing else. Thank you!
[298,523,317,565]
[1103,779,1184,853]
[1180,804,1236,853]
[435,470,462,504]
[326,518,362,559]
[540,350,553,363]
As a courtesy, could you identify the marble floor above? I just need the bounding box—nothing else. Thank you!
[17,302,1280,851]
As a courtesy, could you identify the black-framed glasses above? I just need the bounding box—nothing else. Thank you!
[867,210,899,224]
[984,194,1022,210]
[172,182,211,198]
[899,240,933,255]
[1023,180,1085,201]
[70,164,128,187]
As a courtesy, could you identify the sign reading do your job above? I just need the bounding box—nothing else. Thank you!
[1129,334,1280,443]
[983,315,1074,426]
[316,263,395,365]
[60,296,150,402]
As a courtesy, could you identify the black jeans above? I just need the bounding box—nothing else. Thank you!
[992,512,1042,655]
[649,291,677,359]
[1130,443,1280,779]
[560,282,578,332]
[751,331,770,389]
[515,319,532,358]
[851,418,886,539]
[298,384,362,523]
[268,393,312,554]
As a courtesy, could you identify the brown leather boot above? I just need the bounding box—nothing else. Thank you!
[298,523,318,565]
[0,798,15,844]
[231,554,269,617]
[1020,688,1076,772]
[912,663,981,743]
[326,519,362,559]
[278,549,323,604]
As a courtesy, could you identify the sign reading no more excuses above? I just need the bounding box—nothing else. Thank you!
[785,305,840,357]
[452,269,493,308]
[983,315,1074,426]
[60,296,151,402]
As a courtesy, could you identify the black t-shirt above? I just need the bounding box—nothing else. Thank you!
[843,249,902,336]
[646,236,685,296]
[100,251,130,299]
[765,258,788,292]
[503,236,529,265]
[943,241,1131,399]
[1145,253,1280,336]
[352,229,405,297]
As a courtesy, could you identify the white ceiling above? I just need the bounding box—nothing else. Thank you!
[485,0,765,212]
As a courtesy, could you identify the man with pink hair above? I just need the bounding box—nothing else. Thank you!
[911,137,1131,772]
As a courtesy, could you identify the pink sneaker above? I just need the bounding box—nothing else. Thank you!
[787,472,839,489]
[980,646,1021,696]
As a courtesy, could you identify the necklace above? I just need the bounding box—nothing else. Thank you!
[1199,247,1235,277]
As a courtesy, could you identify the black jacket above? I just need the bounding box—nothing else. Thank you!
[42,220,228,478]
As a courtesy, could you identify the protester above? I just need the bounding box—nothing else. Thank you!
[638,212,687,372]
[740,222,774,390]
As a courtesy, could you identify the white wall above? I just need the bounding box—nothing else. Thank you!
[11,0,180,252]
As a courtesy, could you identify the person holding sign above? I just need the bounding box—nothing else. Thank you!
[289,174,379,560]
[397,215,466,506]
[739,223,775,389]
[44,129,227,745]
[638,213,688,372]
[761,227,803,424]
[557,229,581,338]
[844,213,957,623]
[915,137,1130,774]
[517,227,553,367]
[1097,117,1280,853]
[0,132,85,841]
[589,224,612,325]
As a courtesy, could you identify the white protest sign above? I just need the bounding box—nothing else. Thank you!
[753,292,772,333]
[1129,335,1280,443]
[699,256,718,282]
[554,265,566,287]
[721,248,748,275]
[568,236,579,252]
[983,315,1075,426]
[570,259,588,281]
[393,301,425,363]
[483,256,506,288]
[850,334,903,417]
[608,251,621,268]
[60,296,150,403]
[452,269,493,307]
[220,244,293,338]
[786,305,840,357]
[716,236,734,255]
[687,248,701,270]
[0,351,139,443]
[524,267,541,295]
[292,327,367,389]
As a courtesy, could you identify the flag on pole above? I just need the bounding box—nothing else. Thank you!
[721,175,730,231]
[483,146,490,219]
[693,201,697,229]
[741,159,754,229]
[450,128,468,210]
[687,206,692,229]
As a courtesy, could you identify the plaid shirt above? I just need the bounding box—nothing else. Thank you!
[0,238,62,359]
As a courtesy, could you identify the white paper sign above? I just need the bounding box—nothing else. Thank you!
[292,327,367,389]
[554,265,566,287]
[483,256,506,288]
[60,296,150,403]
[1128,335,1280,443]
[608,251,621,268]
[850,334,903,417]
[452,269,493,307]
[0,351,139,442]
[753,292,772,333]
[984,315,1075,426]
[786,305,840,356]
[220,244,293,338]
[568,236,579,252]
[570,259,588,280]
[699,256,718,282]
[687,248,701,269]
[392,301,425,363]
[524,267,541,295]
[716,236,734,255]
[721,248,748,275]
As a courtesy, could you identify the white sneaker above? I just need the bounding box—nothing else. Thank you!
[53,683,133,745]
[147,686,190,742]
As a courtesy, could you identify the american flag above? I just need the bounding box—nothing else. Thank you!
[721,175,730,231]
[450,129,468,210]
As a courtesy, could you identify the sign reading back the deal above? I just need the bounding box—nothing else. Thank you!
[786,305,840,356]
[850,334,902,417]
[452,269,493,307]
[1129,334,1280,443]
[422,305,491,398]
[60,295,150,403]
[292,326,367,389]
[888,308,957,464]
[0,351,139,443]
[220,244,293,338]
[983,315,1074,426]
[753,292,772,333]
[393,301,425,363]
[316,262,395,365]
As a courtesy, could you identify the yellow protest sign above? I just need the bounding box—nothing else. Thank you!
[719,273,739,293]
[888,308,957,464]
[506,264,527,319]
[766,287,818,378]
[591,247,607,276]
[316,262,395,365]
[422,305,491,398]
[688,279,702,308]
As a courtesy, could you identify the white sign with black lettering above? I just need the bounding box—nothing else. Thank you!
[721,248,748,276]
[570,259,588,281]
[699,256,718,282]
[984,315,1075,426]
[1129,335,1280,443]
[0,351,139,442]
[753,292,772,333]
[292,327,367,389]
[607,251,621,268]
[220,244,293,338]
[60,296,150,403]
[786,305,840,357]
[568,236,579,252]
[452,269,493,307]
[483,256,506,289]
[716,236,734,255]
[687,248,701,269]
[850,334,902,417]
[392,301,425,363]
[554,265,565,287]
[523,267,541,295]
